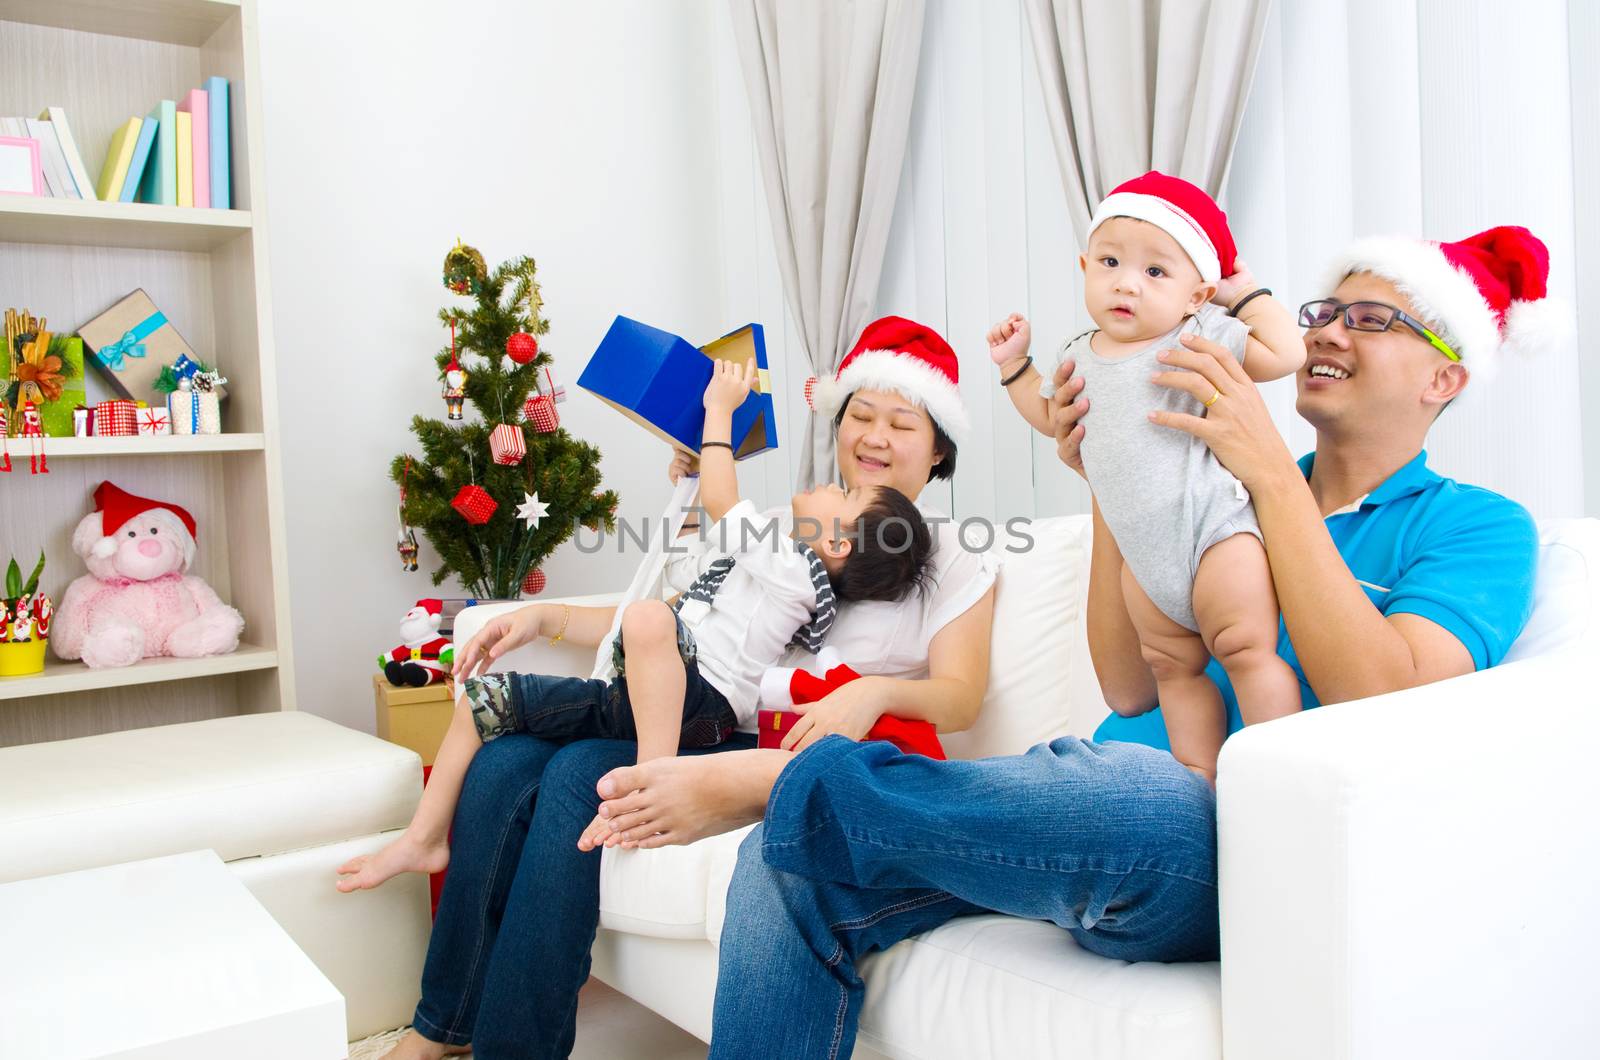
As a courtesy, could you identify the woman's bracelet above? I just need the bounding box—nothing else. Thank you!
[700,440,734,452]
[1000,356,1034,387]
[548,604,571,644]
[1228,287,1272,317]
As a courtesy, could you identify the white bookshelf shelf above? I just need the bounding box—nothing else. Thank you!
[0,0,240,47]
[38,433,265,457]
[0,643,277,702]
[0,197,252,252]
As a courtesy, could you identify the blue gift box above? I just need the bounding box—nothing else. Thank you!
[578,316,776,459]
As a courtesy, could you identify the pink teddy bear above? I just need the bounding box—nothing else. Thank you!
[52,481,244,669]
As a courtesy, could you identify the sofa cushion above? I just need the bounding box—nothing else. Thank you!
[599,826,751,940]
[1505,518,1600,662]
[0,712,421,882]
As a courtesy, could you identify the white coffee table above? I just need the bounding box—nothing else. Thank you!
[0,849,346,1059]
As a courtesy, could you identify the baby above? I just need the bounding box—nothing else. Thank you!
[337,358,934,891]
[989,171,1307,781]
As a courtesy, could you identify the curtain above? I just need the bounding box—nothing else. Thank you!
[728,0,927,487]
[1022,0,1272,240]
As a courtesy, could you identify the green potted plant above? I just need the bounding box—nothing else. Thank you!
[0,551,51,676]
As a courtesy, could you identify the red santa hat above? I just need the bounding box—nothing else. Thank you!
[95,481,197,542]
[1317,225,1565,381]
[414,598,443,616]
[808,316,969,445]
[1088,171,1238,283]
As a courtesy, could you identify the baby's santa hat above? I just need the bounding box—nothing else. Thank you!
[1318,225,1566,383]
[1089,170,1238,283]
[85,481,198,564]
[808,316,969,445]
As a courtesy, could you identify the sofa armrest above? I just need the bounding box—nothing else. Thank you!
[451,593,624,680]
[1216,648,1599,1060]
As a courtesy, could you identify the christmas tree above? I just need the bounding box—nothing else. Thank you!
[390,242,618,599]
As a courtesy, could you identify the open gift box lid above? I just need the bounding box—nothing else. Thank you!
[577,316,776,459]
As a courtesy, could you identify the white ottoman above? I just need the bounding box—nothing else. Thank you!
[0,712,433,1041]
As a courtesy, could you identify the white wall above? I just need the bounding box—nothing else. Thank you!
[259,0,726,731]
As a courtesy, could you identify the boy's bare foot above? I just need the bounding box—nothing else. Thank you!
[336,831,450,893]
[593,749,791,849]
[379,1028,471,1059]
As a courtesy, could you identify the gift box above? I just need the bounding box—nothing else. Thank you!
[92,399,137,436]
[167,388,221,435]
[77,289,223,405]
[489,423,526,464]
[39,336,85,437]
[451,485,497,525]
[136,403,171,436]
[578,317,775,459]
[522,394,559,433]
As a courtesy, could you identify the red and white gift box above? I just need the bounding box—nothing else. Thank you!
[489,423,526,465]
[92,399,137,437]
[537,367,566,405]
[136,404,172,436]
[522,395,559,433]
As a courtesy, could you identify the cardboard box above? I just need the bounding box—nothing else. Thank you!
[77,288,223,406]
[577,317,775,458]
[372,673,453,766]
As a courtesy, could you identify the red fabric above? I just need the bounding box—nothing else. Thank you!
[760,657,946,759]
[94,481,198,541]
[1103,170,1238,278]
[1437,225,1551,325]
[417,598,443,616]
[839,316,960,391]
[421,765,446,918]
[451,485,498,525]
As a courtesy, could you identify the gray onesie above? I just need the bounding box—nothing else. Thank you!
[1043,304,1259,632]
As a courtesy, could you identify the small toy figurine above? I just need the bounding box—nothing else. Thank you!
[379,598,454,687]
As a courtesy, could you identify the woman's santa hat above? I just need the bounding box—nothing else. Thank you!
[1318,225,1565,380]
[1089,171,1238,283]
[808,316,969,445]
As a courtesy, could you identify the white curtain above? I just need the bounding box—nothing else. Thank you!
[728,0,928,487]
[1022,0,1272,238]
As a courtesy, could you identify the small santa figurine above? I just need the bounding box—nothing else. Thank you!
[380,598,455,687]
[20,400,46,474]
[33,594,52,640]
[442,367,467,421]
[0,404,11,473]
[10,592,35,641]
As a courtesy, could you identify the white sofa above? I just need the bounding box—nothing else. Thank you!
[460,512,1600,1059]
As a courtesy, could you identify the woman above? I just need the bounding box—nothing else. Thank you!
[386,316,999,1059]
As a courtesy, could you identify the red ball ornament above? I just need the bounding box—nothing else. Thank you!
[506,332,539,365]
[450,485,498,525]
[521,568,547,595]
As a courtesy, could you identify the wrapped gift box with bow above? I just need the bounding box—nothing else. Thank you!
[77,289,225,406]
[577,316,775,459]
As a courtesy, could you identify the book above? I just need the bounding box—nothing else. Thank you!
[38,108,97,201]
[206,76,229,209]
[116,115,154,202]
[175,110,192,206]
[137,99,177,206]
[177,89,209,209]
[96,116,142,202]
[24,117,79,198]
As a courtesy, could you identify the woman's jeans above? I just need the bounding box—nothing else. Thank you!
[708,735,1220,1059]
[410,731,754,1059]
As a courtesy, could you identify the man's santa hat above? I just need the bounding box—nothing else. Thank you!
[1318,225,1565,381]
[1089,171,1238,283]
[85,481,198,564]
[808,316,969,445]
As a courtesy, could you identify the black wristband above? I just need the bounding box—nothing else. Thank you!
[1229,288,1272,317]
[700,440,734,451]
[1000,356,1035,387]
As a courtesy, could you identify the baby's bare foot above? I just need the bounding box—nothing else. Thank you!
[379,1029,471,1059]
[593,749,791,849]
[336,832,449,893]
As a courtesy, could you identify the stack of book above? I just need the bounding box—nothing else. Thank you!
[0,110,96,201]
[96,78,232,208]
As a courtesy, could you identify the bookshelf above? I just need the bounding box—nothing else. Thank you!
[0,0,296,746]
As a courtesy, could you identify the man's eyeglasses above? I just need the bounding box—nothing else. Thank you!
[1297,300,1460,362]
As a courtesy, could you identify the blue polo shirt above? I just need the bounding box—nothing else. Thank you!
[1094,450,1539,748]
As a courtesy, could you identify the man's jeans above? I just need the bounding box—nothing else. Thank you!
[709,735,1220,1059]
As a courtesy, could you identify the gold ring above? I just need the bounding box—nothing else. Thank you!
[1203,390,1222,408]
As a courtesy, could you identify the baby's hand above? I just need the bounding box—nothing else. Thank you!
[987,313,1031,366]
[703,358,757,414]
[577,812,612,852]
[1214,259,1259,309]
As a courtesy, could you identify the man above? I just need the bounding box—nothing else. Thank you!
[591,227,1549,1058]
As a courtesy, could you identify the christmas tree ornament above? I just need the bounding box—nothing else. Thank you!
[489,423,526,465]
[19,400,46,474]
[537,365,566,404]
[443,239,487,296]
[802,375,819,411]
[523,393,559,433]
[451,484,498,525]
[520,568,547,596]
[396,457,420,572]
[515,491,550,529]
[506,332,538,365]
[442,318,467,421]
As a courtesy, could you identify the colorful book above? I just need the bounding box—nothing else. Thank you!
[138,99,177,206]
[119,116,156,203]
[206,76,229,209]
[178,89,209,209]
[175,110,192,206]
[24,117,78,198]
[39,108,96,201]
[97,116,142,202]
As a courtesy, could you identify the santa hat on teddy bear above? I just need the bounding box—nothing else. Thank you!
[78,481,199,567]
[1318,225,1567,384]
[808,316,970,446]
